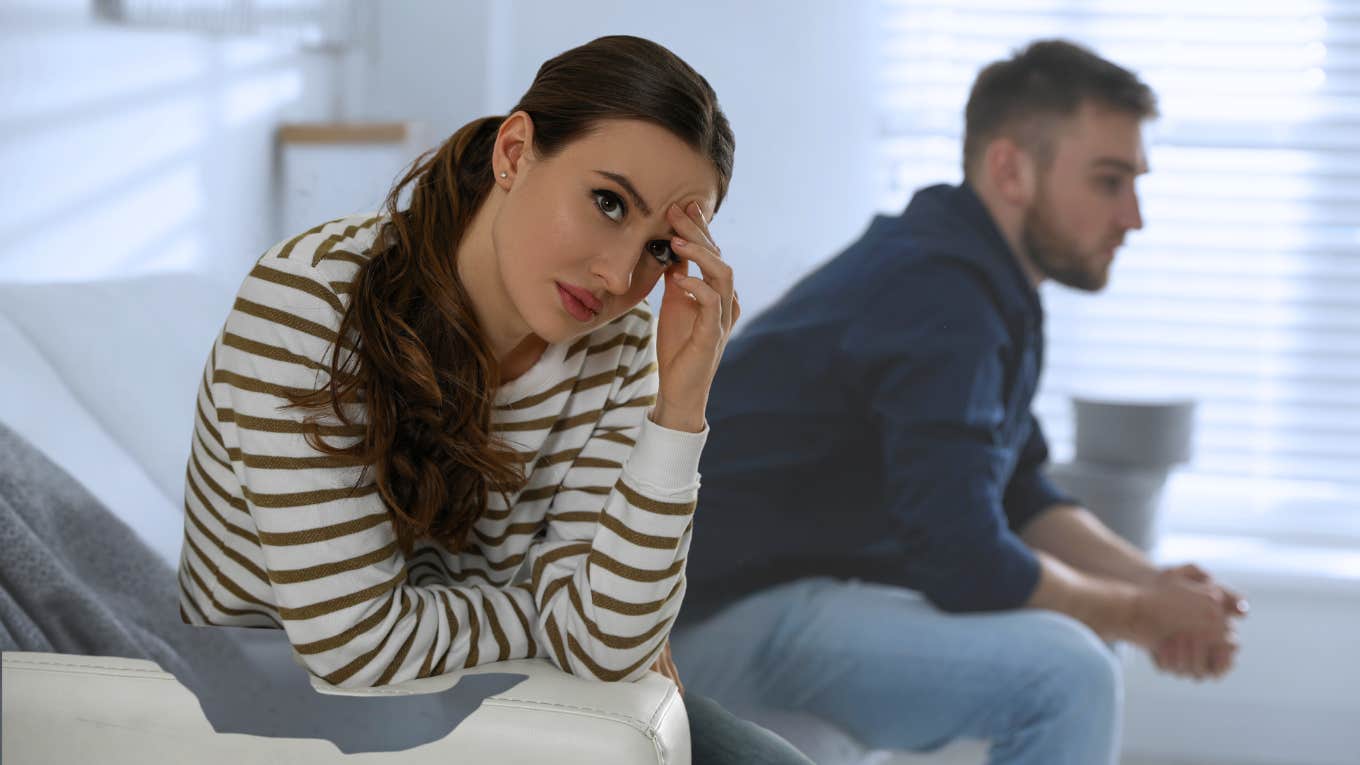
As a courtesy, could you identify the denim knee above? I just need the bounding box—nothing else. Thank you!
[1031,619,1123,718]
[996,616,1123,765]
[1060,640,1121,707]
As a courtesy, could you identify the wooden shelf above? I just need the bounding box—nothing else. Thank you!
[277,122,413,145]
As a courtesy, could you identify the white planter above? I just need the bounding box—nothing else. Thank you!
[1047,460,1169,551]
[1072,397,1195,470]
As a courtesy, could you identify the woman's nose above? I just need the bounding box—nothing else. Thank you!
[592,246,636,295]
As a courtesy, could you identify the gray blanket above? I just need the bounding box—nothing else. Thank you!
[0,421,519,752]
[0,420,198,673]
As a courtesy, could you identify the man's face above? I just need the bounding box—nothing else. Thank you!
[1022,103,1148,291]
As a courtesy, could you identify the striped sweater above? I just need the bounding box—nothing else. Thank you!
[178,214,706,688]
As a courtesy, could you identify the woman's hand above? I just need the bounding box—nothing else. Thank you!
[650,640,684,695]
[652,201,740,433]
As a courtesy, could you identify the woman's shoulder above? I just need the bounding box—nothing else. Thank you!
[261,214,388,286]
[235,214,389,318]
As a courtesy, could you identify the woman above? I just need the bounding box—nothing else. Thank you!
[178,35,810,763]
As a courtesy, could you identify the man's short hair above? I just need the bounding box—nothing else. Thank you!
[962,39,1158,179]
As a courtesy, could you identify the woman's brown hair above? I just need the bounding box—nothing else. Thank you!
[290,35,735,554]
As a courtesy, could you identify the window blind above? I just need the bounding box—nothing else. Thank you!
[875,0,1360,531]
[94,0,356,44]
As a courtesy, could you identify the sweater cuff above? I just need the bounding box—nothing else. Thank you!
[622,412,708,493]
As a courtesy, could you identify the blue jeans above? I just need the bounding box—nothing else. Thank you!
[672,578,1122,765]
[687,693,815,765]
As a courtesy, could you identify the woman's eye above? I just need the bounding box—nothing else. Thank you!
[645,239,676,267]
[593,190,626,222]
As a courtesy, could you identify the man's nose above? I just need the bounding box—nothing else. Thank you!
[1121,192,1144,231]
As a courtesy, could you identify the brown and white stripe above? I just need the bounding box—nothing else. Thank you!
[179,215,705,688]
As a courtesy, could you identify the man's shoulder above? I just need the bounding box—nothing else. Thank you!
[859,247,1007,329]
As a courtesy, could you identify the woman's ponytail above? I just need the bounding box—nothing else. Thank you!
[290,115,524,555]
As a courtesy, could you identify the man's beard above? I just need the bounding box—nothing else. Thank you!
[1021,197,1113,292]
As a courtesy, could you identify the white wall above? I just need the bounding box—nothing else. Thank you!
[0,1,337,287]
[349,0,492,142]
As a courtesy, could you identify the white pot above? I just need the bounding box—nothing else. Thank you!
[1072,396,1196,470]
[1046,460,1169,551]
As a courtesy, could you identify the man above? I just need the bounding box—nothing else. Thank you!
[672,40,1246,765]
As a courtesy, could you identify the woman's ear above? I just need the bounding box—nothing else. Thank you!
[493,111,535,190]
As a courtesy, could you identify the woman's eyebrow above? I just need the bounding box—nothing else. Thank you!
[594,170,653,216]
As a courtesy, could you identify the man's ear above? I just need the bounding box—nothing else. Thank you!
[493,110,535,190]
[985,137,1038,207]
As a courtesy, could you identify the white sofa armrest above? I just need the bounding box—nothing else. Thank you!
[2,652,690,764]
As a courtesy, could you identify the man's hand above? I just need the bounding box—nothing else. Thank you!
[1152,627,1239,679]
[1026,552,1244,682]
[650,640,684,695]
[1145,564,1247,680]
[1125,563,1230,647]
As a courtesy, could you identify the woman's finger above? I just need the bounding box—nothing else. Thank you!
[665,652,684,696]
[689,202,721,255]
[667,205,728,276]
[673,201,719,253]
[670,273,723,342]
[671,272,721,312]
[666,203,735,329]
[672,238,732,326]
[671,241,730,328]
[670,235,732,292]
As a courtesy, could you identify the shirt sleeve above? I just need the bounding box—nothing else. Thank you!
[205,257,529,688]
[841,262,1040,613]
[522,312,706,681]
[1002,413,1076,532]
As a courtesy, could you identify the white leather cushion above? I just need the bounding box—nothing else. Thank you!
[3,653,691,764]
[0,272,236,507]
[0,311,182,565]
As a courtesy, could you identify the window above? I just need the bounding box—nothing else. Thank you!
[876,0,1360,540]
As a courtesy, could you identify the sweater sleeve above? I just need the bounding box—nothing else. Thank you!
[522,312,707,681]
[841,263,1040,613]
[204,256,541,687]
[1003,413,1075,532]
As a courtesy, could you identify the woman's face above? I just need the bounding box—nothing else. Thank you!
[491,118,720,344]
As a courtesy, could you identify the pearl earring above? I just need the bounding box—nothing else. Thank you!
[499,171,508,179]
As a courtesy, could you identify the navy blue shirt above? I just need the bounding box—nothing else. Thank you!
[682,183,1072,623]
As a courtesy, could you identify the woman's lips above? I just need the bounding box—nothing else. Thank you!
[556,282,599,322]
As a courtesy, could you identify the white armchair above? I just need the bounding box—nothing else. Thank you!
[0,272,692,764]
